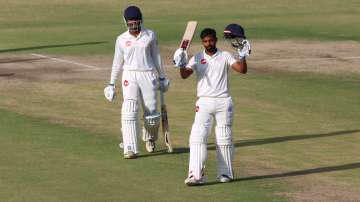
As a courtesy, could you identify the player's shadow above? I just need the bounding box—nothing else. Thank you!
[0,41,107,53]
[136,147,191,158]
[136,129,359,158]
[204,162,360,186]
[171,129,359,155]
[0,73,15,77]
[208,129,360,150]
[0,57,47,64]
[136,149,171,158]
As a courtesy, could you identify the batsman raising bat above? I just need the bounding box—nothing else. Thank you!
[173,24,251,185]
[104,5,170,159]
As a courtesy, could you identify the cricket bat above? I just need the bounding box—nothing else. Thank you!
[160,90,173,153]
[179,21,198,50]
[159,21,198,153]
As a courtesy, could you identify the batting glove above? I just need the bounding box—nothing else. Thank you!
[237,39,251,59]
[159,77,170,92]
[104,84,116,102]
[173,48,188,68]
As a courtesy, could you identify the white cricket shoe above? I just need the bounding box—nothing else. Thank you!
[218,175,233,183]
[124,151,137,159]
[184,175,207,186]
[145,140,155,153]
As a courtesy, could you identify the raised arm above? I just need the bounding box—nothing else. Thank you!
[173,48,195,79]
[180,67,193,79]
[231,59,247,74]
[230,39,251,74]
[223,23,251,75]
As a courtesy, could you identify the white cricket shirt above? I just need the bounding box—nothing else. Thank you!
[110,28,162,84]
[187,50,237,97]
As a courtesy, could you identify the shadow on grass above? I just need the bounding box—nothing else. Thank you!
[172,129,359,155]
[213,129,360,150]
[136,147,190,158]
[0,73,15,77]
[0,41,107,53]
[0,57,47,64]
[136,149,170,158]
[204,162,360,186]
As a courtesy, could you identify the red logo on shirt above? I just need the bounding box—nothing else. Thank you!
[124,80,129,87]
[200,58,207,64]
[125,41,131,47]
[195,105,200,112]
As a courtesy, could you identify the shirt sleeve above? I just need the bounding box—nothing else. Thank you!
[109,37,124,85]
[150,33,166,78]
[186,56,197,70]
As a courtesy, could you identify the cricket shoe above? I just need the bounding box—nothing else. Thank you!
[124,151,137,159]
[184,175,207,186]
[218,175,233,183]
[145,140,155,153]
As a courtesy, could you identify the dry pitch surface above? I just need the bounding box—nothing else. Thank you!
[2,40,360,80]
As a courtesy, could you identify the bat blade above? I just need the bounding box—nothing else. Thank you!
[179,21,197,51]
[160,92,173,153]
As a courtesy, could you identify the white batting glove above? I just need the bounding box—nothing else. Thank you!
[159,77,170,92]
[173,48,188,68]
[237,39,251,59]
[104,84,116,102]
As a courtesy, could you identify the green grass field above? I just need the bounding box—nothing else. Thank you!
[1,0,360,201]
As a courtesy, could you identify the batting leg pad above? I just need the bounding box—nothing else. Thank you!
[188,124,210,180]
[121,99,139,154]
[215,126,234,179]
[142,112,161,142]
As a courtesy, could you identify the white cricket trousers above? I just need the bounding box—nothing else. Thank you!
[120,70,158,154]
[121,70,158,113]
[188,96,234,180]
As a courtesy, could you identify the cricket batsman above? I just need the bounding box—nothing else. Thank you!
[173,25,251,185]
[104,6,170,159]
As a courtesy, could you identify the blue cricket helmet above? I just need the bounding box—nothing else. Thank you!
[224,24,246,39]
[123,6,142,21]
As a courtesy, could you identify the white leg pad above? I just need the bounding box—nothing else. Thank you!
[188,124,209,180]
[121,99,139,154]
[215,126,234,179]
[142,112,161,142]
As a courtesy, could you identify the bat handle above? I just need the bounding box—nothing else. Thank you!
[159,89,165,105]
